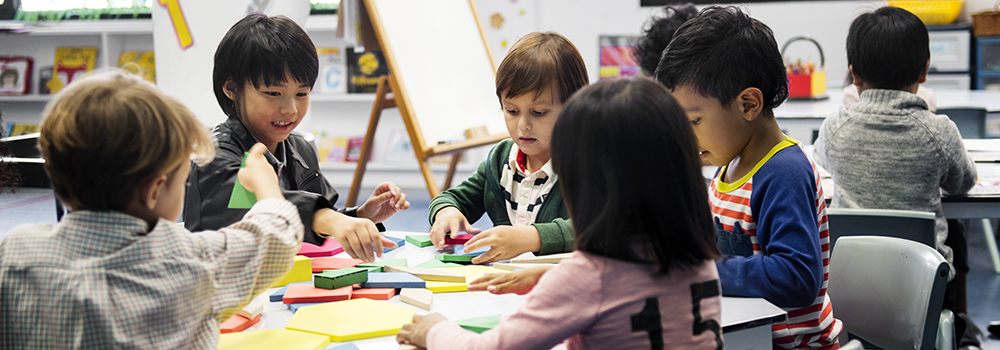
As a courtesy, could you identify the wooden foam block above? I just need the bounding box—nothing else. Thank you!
[424,266,511,293]
[356,258,408,273]
[456,314,501,333]
[405,234,433,248]
[443,233,475,245]
[414,259,463,268]
[272,256,313,287]
[315,267,368,290]
[270,281,312,302]
[218,329,330,350]
[399,288,433,311]
[424,281,468,293]
[219,313,261,334]
[492,263,556,272]
[283,284,353,304]
[435,254,475,264]
[382,265,465,283]
[382,234,405,253]
[288,302,326,313]
[452,245,488,256]
[510,252,574,264]
[297,238,344,257]
[285,299,416,342]
[350,288,397,300]
[362,272,427,289]
[329,343,362,350]
[236,297,266,320]
[311,257,365,273]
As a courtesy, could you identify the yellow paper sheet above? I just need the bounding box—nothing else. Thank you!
[218,329,330,350]
[272,255,313,287]
[285,299,415,342]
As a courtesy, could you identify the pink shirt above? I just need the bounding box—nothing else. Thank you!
[426,251,722,350]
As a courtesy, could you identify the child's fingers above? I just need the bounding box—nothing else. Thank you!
[394,191,408,210]
[248,143,268,157]
[365,223,383,259]
[463,233,491,254]
[467,273,507,290]
[448,221,464,240]
[380,235,398,249]
[429,224,446,249]
[342,234,363,261]
[463,224,482,235]
[471,247,500,265]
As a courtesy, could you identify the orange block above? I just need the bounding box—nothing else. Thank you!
[220,313,261,334]
[351,288,397,300]
[311,257,365,273]
[283,284,353,304]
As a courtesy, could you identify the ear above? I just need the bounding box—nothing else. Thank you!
[849,65,864,88]
[222,79,238,101]
[736,87,764,122]
[138,174,168,211]
[918,60,929,84]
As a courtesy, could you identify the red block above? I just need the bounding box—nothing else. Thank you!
[282,284,353,304]
[311,257,365,273]
[219,313,261,333]
[297,239,345,257]
[444,233,475,245]
[350,288,397,300]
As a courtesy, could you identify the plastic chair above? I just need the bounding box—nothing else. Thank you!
[826,208,936,252]
[936,107,987,139]
[828,236,954,350]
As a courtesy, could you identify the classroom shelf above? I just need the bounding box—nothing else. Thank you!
[0,19,153,35]
[0,95,52,102]
[304,14,338,32]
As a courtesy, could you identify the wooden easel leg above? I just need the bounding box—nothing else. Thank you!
[441,152,463,191]
[418,158,441,198]
[348,75,391,207]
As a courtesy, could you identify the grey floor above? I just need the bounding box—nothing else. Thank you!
[1,187,997,348]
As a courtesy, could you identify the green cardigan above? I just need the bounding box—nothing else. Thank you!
[428,139,573,255]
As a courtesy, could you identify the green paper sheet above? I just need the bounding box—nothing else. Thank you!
[456,314,501,333]
[228,152,257,209]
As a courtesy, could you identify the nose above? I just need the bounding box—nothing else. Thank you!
[519,115,532,131]
[278,96,297,116]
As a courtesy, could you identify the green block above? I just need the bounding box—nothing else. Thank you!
[414,259,463,268]
[456,314,501,333]
[355,258,408,273]
[435,254,475,264]
[314,267,368,290]
[227,152,257,209]
[405,234,433,248]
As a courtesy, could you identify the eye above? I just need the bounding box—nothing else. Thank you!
[691,117,701,125]
[264,91,280,96]
[296,92,310,97]
[532,110,547,117]
[506,109,519,116]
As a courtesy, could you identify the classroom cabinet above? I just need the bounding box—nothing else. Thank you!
[977,36,1000,90]
[927,24,973,90]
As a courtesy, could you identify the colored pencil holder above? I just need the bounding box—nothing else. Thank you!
[782,36,827,99]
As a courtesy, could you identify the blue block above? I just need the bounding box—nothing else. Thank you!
[288,302,326,313]
[382,234,405,253]
[361,272,426,288]
[453,245,489,256]
[328,342,361,350]
[269,281,312,302]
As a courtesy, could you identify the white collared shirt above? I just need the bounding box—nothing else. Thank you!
[498,144,558,226]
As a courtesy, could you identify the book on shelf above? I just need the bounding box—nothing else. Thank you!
[317,47,346,94]
[316,132,350,163]
[118,51,156,83]
[345,136,365,162]
[0,56,33,96]
[6,123,39,137]
[346,48,388,93]
[48,47,98,94]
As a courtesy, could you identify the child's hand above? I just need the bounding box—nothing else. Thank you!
[429,207,482,249]
[237,143,283,200]
[397,313,448,348]
[467,265,552,295]
[314,208,396,263]
[357,181,410,224]
[464,226,541,264]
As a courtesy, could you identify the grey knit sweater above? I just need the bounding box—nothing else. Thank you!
[813,89,977,263]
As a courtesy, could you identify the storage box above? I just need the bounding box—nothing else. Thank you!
[782,37,827,99]
[973,8,1000,36]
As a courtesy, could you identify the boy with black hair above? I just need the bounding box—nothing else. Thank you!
[656,6,841,349]
[814,6,979,349]
[633,3,698,77]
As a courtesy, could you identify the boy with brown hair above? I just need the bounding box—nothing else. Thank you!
[0,71,303,348]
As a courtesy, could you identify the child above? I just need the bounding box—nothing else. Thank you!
[813,7,978,348]
[0,71,301,348]
[655,7,841,349]
[633,3,698,77]
[428,31,588,263]
[398,77,723,350]
[184,13,409,263]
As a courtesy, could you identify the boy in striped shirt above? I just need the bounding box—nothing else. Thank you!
[655,7,842,349]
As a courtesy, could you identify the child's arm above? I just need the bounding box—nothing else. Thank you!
[716,164,825,308]
[428,160,490,248]
[461,217,572,264]
[467,265,554,294]
[938,122,977,196]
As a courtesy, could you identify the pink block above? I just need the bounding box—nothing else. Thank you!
[444,233,475,245]
[297,238,345,257]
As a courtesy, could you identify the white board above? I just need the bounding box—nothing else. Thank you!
[367,0,507,150]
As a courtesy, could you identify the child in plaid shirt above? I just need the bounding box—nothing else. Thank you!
[0,71,303,349]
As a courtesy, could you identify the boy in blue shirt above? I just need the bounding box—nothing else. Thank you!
[656,7,840,349]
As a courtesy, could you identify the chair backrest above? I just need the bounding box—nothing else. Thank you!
[828,236,949,350]
[826,208,936,252]
[936,107,987,139]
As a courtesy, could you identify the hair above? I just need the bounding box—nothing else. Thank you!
[39,70,214,211]
[847,6,929,90]
[551,77,720,274]
[495,31,589,106]
[213,13,318,119]
[655,6,788,111]
[0,68,18,84]
[634,4,698,76]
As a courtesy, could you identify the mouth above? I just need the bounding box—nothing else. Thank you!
[519,137,537,144]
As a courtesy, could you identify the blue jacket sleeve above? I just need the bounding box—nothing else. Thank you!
[715,153,824,308]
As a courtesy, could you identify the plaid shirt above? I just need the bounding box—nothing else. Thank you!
[0,198,302,349]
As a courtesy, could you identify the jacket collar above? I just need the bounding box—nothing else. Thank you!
[221,116,310,170]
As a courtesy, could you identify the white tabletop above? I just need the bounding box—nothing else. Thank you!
[773,88,1000,118]
[242,231,787,350]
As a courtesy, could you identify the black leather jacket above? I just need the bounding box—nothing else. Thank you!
[183,117,356,245]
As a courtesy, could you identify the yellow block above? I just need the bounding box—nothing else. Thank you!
[425,266,511,293]
[286,299,416,342]
[272,256,312,287]
[218,329,330,350]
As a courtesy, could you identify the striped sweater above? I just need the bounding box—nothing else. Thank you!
[711,137,842,350]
